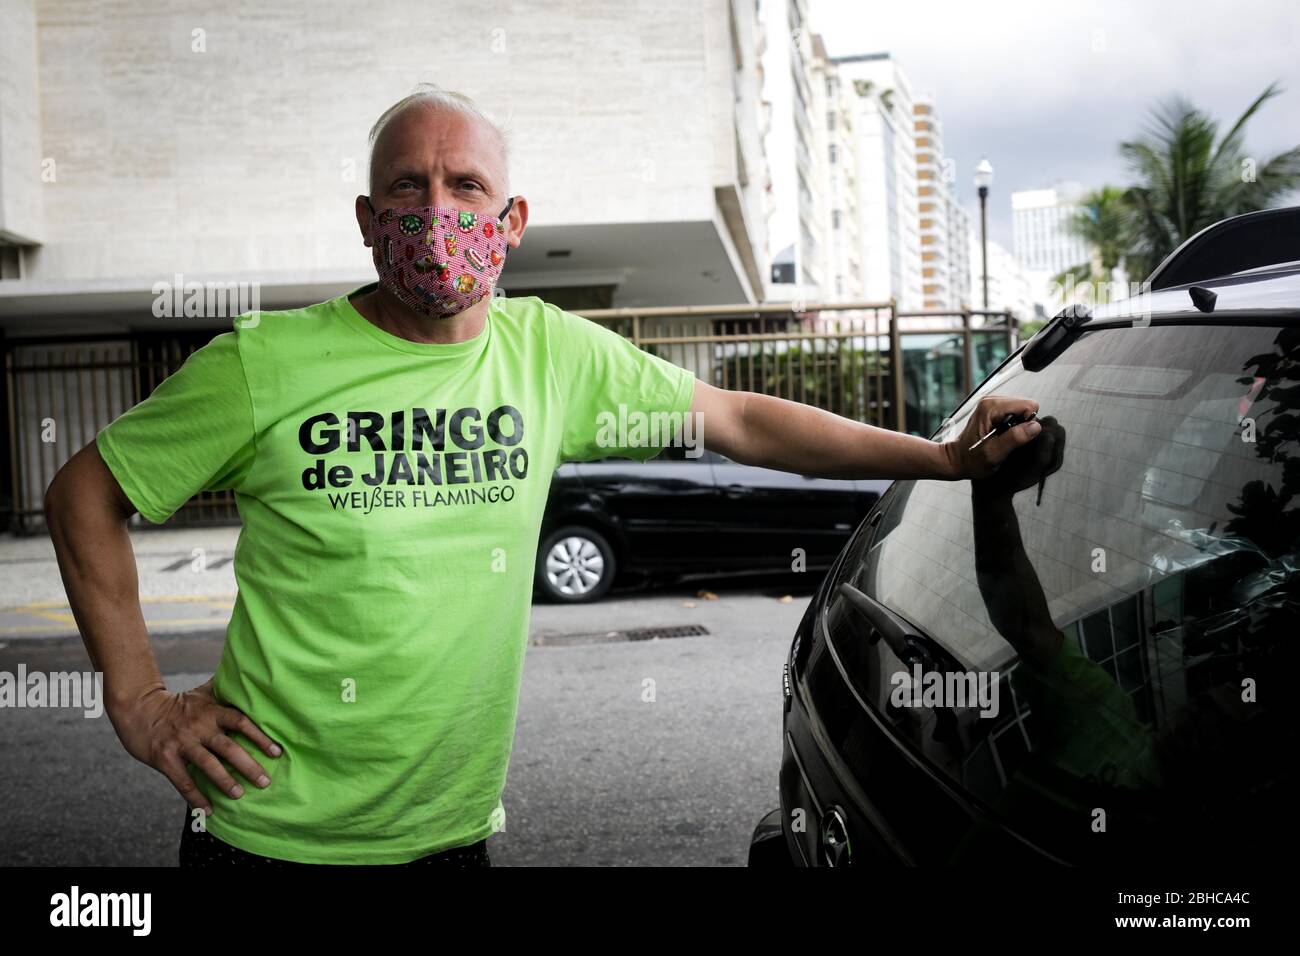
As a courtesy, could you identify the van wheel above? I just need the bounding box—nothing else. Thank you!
[536,526,615,603]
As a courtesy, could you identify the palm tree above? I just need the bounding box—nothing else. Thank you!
[1120,82,1300,279]
[1053,185,1128,300]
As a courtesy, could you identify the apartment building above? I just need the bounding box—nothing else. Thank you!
[827,52,923,310]
[0,0,773,523]
[972,234,1041,323]
[913,94,972,311]
[1011,184,1089,277]
[759,0,827,302]
[0,0,771,333]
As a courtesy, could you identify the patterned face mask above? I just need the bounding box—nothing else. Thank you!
[364,196,514,318]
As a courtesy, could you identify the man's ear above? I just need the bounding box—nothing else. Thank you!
[503,195,528,248]
[355,195,374,248]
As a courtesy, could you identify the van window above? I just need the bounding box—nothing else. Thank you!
[831,323,1299,861]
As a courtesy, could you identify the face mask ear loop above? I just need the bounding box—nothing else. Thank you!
[498,196,515,222]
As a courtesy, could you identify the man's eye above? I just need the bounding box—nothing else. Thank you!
[394,181,416,190]
[460,182,483,191]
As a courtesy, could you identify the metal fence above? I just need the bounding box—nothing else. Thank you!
[3,302,1016,533]
[576,300,1017,434]
[5,331,241,533]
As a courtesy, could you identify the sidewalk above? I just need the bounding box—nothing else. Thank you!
[1,524,809,647]
[0,525,241,641]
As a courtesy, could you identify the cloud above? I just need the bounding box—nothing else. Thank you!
[812,0,1300,245]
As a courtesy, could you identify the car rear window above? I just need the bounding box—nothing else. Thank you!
[832,322,1299,861]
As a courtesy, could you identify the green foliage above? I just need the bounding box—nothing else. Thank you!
[1066,84,1300,284]
[717,339,888,423]
[1019,317,1048,339]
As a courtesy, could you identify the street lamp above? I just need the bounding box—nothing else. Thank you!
[974,157,993,310]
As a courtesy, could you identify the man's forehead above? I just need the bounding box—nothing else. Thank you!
[377,150,497,181]
[369,104,507,186]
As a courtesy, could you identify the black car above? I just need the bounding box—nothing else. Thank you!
[749,207,1300,867]
[535,444,889,602]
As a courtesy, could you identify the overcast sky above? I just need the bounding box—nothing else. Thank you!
[811,0,1300,248]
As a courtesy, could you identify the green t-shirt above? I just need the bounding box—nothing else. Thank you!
[95,287,696,863]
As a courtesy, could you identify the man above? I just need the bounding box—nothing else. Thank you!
[43,85,1043,867]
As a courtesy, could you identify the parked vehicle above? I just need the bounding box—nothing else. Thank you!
[535,445,889,602]
[749,207,1300,866]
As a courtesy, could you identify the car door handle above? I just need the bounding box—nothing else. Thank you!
[725,483,749,499]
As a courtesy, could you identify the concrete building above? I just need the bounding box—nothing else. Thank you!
[0,0,771,336]
[1011,184,1089,278]
[809,35,864,301]
[828,52,922,310]
[945,193,974,309]
[758,0,826,302]
[912,95,971,312]
[972,234,1042,324]
[0,0,775,525]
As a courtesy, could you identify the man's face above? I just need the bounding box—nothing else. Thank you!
[356,104,524,250]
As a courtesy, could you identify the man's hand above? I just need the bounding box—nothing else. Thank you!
[971,414,1066,499]
[107,678,281,819]
[944,394,1043,480]
[690,381,1047,482]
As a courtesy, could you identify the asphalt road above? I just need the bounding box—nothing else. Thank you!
[0,574,816,867]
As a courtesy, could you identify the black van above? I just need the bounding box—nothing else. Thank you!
[749,207,1300,866]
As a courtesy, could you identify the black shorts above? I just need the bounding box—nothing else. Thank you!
[177,808,491,867]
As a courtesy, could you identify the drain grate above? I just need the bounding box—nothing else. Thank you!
[531,623,710,647]
[623,624,710,641]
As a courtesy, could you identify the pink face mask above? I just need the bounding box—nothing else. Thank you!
[364,196,514,318]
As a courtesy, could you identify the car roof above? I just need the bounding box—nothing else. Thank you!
[1091,263,1300,323]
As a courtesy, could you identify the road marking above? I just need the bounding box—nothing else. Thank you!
[0,594,237,636]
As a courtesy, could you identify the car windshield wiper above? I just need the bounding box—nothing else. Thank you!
[1021,304,1092,372]
[836,581,932,668]
[836,582,961,743]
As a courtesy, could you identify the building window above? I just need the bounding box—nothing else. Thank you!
[832,209,841,230]
[829,143,837,164]
[827,110,836,131]
[771,261,796,284]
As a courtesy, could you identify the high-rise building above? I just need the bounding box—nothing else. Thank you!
[972,233,1042,323]
[809,35,863,301]
[759,0,826,302]
[1011,185,1089,277]
[827,52,922,310]
[912,95,971,311]
[946,193,974,309]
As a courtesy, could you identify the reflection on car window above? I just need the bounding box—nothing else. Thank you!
[833,323,1299,861]
[651,444,717,463]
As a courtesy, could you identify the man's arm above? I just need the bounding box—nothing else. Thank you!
[688,380,1042,481]
[46,441,165,700]
[44,441,281,817]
